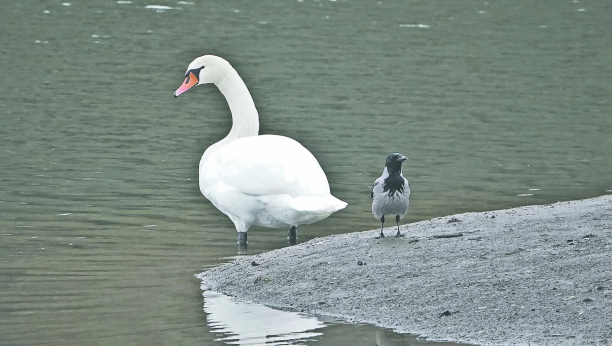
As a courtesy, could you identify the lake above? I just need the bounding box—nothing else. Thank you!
[1,0,610,345]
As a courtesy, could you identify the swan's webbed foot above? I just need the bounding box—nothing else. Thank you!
[237,232,247,245]
[288,226,297,245]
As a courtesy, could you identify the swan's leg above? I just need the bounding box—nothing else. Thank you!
[288,225,297,245]
[237,239,247,254]
[378,215,385,238]
[395,214,404,237]
[237,232,247,244]
[230,217,249,245]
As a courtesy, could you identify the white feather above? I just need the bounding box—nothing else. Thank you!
[178,55,347,235]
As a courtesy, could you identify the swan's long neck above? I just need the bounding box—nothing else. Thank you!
[200,67,259,165]
[217,69,259,141]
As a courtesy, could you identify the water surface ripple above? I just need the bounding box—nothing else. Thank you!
[1,1,610,345]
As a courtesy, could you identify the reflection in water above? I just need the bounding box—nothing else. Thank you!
[203,291,474,346]
[375,330,473,346]
[203,291,324,345]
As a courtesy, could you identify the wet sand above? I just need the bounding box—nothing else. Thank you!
[198,196,612,345]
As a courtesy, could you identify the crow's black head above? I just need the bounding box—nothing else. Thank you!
[385,153,408,174]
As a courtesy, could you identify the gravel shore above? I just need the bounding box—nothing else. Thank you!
[198,195,612,345]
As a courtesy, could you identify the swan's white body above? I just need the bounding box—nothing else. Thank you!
[175,55,346,239]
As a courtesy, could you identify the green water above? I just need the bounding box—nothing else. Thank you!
[1,0,610,345]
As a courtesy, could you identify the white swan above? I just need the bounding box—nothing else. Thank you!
[174,55,347,244]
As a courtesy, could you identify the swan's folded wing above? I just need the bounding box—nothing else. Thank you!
[201,135,331,197]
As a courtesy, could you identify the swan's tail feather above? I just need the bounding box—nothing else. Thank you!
[291,195,347,214]
[257,195,347,226]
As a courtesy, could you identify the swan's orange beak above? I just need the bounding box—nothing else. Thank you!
[174,71,199,97]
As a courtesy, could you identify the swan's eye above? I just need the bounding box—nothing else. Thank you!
[185,67,204,79]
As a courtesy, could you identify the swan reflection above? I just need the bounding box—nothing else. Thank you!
[203,291,474,346]
[204,291,325,345]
